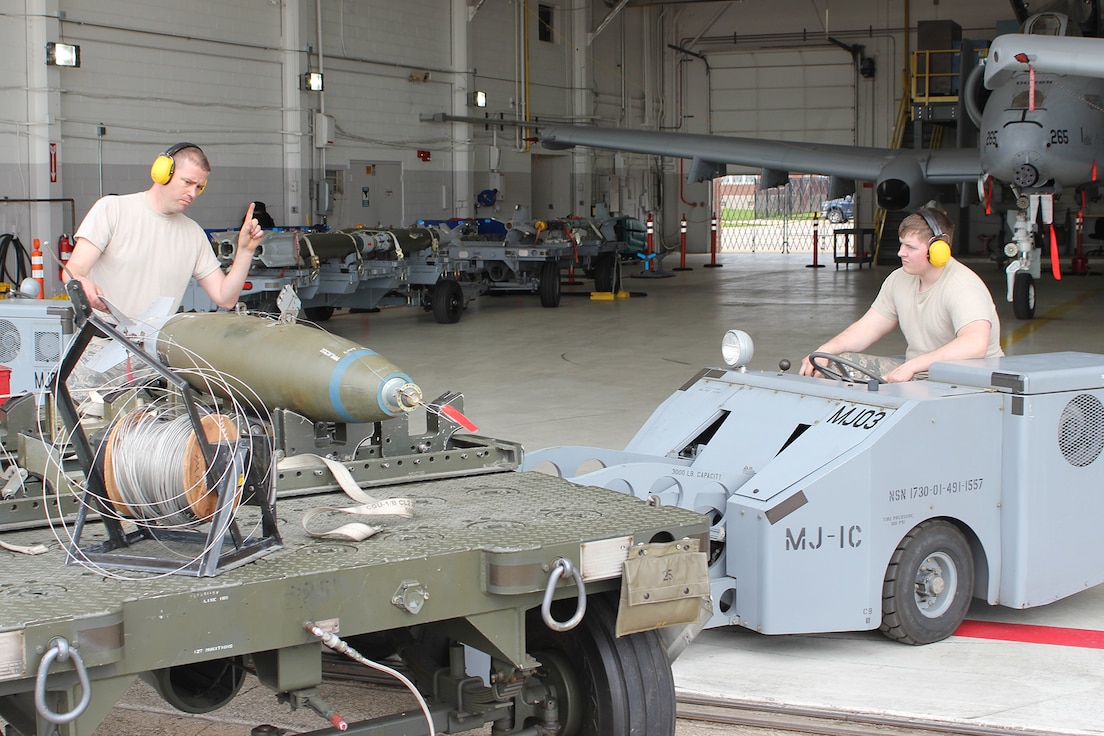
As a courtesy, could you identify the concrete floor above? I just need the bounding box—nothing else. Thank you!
[324,250,1103,456]
[13,248,1104,735]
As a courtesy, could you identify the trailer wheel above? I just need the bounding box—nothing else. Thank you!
[526,593,675,735]
[880,520,974,645]
[303,305,335,322]
[1012,271,1036,320]
[432,278,464,324]
[539,261,561,308]
[593,253,621,293]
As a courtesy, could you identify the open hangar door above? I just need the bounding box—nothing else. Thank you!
[708,47,857,254]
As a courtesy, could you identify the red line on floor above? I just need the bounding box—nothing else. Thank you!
[955,620,1104,649]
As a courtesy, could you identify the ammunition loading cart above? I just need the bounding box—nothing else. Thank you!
[424,213,626,308]
[182,225,482,325]
[0,292,708,736]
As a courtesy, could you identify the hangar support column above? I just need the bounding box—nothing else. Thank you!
[281,0,305,223]
[19,0,65,293]
[571,0,592,212]
[451,0,474,218]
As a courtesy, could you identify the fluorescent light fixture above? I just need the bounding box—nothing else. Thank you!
[46,42,80,68]
[473,90,487,108]
[302,72,324,92]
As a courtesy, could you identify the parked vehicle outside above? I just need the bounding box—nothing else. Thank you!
[821,195,855,223]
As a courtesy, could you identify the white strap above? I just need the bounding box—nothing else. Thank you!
[293,454,415,541]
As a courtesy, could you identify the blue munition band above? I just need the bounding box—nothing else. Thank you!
[328,349,413,421]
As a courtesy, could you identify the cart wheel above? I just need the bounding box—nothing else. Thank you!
[303,305,335,322]
[526,593,675,735]
[880,520,974,645]
[593,253,621,293]
[1012,271,1036,320]
[247,295,279,317]
[432,278,464,324]
[539,261,561,308]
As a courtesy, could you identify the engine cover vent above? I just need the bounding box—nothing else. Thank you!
[35,330,62,363]
[1058,393,1104,467]
[0,319,21,363]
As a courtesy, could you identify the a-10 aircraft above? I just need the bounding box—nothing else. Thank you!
[430,4,1103,320]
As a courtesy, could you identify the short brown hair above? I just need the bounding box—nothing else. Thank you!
[899,207,953,245]
[175,145,210,173]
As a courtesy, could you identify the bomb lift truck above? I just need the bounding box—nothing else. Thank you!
[526,330,1104,644]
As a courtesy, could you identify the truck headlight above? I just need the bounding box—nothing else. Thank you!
[721,329,754,368]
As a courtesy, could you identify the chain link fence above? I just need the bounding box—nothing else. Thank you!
[712,175,868,258]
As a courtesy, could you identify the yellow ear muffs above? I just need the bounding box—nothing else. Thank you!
[150,142,199,186]
[928,237,951,267]
[918,209,951,267]
[150,153,175,185]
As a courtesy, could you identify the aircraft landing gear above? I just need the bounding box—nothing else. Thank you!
[1003,200,1046,320]
[1012,271,1036,320]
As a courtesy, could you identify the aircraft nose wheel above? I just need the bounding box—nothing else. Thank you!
[1012,272,1036,320]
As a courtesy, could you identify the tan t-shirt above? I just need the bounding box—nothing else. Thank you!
[871,258,1003,361]
[74,192,221,317]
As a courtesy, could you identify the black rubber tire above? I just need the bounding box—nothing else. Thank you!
[146,657,246,714]
[880,520,974,645]
[432,278,464,324]
[826,208,845,224]
[246,295,279,317]
[539,260,561,308]
[593,253,621,293]
[303,305,335,322]
[1012,271,1036,320]
[526,593,675,736]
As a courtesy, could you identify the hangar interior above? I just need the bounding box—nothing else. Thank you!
[4,1,1104,735]
[6,0,1030,287]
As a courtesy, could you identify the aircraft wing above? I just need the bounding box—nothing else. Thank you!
[538,125,983,210]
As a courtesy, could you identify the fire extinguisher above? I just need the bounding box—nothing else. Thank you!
[58,234,73,281]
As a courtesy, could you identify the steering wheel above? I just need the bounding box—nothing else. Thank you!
[807,352,887,384]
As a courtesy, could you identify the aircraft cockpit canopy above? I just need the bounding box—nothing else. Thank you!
[1024,12,1077,36]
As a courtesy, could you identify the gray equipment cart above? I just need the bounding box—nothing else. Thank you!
[526,332,1104,645]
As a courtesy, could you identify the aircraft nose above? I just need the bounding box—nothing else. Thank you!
[1013,163,1040,188]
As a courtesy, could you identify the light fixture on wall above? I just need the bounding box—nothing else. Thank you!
[46,42,81,68]
[472,90,487,108]
[302,72,324,92]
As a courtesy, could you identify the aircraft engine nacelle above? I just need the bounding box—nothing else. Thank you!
[874,155,937,211]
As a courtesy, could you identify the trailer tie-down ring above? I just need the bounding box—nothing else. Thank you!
[34,637,92,724]
[541,557,587,632]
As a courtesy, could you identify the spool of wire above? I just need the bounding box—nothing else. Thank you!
[102,409,241,527]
